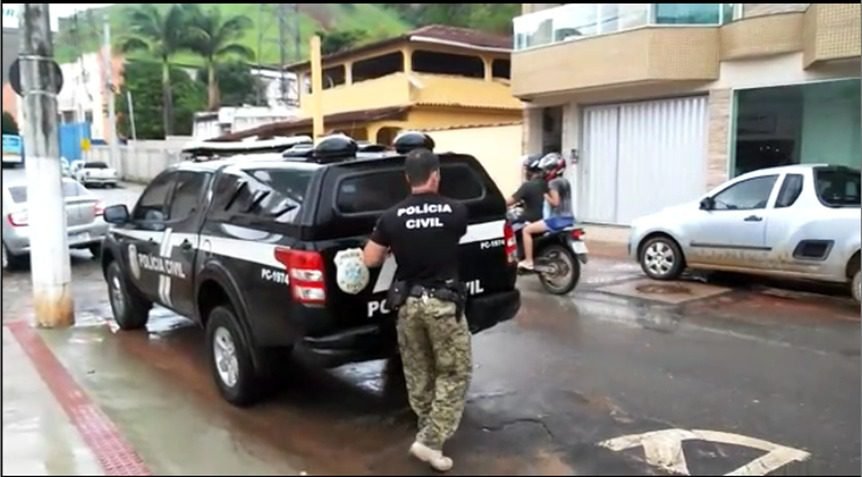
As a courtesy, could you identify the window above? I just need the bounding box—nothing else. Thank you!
[492,59,510,80]
[352,52,403,83]
[712,175,777,210]
[132,173,175,222]
[8,181,87,203]
[83,162,109,169]
[775,174,804,208]
[412,51,484,79]
[335,165,485,214]
[323,65,345,89]
[655,4,721,24]
[815,168,861,208]
[213,167,314,224]
[168,171,210,221]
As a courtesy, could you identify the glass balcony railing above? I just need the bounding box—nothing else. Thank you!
[514,4,738,50]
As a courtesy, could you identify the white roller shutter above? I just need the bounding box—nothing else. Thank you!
[580,96,708,225]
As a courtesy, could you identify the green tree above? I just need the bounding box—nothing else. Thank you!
[196,62,259,107]
[318,28,367,55]
[121,4,197,136]
[186,6,255,111]
[117,61,206,139]
[2,111,19,135]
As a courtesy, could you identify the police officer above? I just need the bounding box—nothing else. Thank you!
[363,147,470,472]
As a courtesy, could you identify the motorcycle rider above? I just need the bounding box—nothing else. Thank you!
[506,155,547,225]
[518,153,575,271]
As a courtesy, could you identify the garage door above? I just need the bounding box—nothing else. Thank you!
[580,96,708,225]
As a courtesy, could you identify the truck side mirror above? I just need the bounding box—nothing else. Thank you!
[103,204,130,224]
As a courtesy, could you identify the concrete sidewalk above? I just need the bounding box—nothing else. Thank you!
[2,327,103,476]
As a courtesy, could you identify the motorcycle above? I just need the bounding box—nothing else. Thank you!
[507,205,589,295]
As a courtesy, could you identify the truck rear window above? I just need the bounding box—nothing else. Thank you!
[815,168,861,207]
[335,164,485,214]
[213,167,314,224]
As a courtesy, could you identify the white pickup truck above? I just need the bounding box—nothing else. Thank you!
[74,161,118,188]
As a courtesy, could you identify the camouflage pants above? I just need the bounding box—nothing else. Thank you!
[397,296,472,451]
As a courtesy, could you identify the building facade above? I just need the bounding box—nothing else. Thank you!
[220,25,524,192]
[513,3,861,225]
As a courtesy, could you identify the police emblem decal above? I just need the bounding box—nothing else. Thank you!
[334,248,370,295]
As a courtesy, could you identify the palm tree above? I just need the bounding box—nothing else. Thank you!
[121,4,194,136]
[186,7,255,111]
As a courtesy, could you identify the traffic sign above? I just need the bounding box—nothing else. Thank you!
[9,57,64,97]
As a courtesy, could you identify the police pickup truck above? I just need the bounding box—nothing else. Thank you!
[100,133,521,405]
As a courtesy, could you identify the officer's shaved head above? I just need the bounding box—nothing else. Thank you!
[405,148,440,187]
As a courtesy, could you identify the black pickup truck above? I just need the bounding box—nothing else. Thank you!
[100,134,521,405]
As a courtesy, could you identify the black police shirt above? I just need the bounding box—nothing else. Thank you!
[370,192,468,285]
[513,178,548,223]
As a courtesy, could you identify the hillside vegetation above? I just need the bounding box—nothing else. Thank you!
[53,4,517,66]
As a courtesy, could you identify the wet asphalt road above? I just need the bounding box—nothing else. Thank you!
[2,172,860,475]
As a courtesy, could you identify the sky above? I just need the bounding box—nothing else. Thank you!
[2,4,114,30]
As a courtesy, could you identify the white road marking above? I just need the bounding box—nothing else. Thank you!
[598,428,810,476]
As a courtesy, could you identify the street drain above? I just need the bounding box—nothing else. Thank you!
[636,283,691,295]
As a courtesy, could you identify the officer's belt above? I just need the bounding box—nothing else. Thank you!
[408,284,461,305]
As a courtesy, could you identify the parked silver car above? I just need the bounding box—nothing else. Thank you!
[2,177,108,270]
[629,165,861,301]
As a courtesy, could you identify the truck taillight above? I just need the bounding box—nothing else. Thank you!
[503,221,517,264]
[275,247,326,305]
[7,211,28,227]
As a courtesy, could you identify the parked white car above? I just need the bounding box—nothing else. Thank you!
[74,161,118,188]
[629,165,861,301]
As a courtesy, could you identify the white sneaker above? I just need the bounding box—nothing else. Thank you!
[409,441,454,472]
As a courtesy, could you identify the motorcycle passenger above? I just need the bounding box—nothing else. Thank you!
[507,155,547,225]
[518,153,575,271]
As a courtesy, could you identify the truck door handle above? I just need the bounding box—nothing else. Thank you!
[744,215,763,222]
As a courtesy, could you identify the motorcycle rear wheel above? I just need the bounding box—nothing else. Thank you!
[537,244,580,295]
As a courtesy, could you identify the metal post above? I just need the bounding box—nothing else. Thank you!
[278,4,286,105]
[103,17,121,175]
[19,4,75,327]
[126,90,137,141]
[310,35,324,139]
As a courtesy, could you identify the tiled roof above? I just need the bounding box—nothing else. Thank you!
[288,24,512,71]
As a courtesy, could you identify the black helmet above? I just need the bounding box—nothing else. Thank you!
[313,134,357,160]
[393,131,435,154]
[523,154,542,171]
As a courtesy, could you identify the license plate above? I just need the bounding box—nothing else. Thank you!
[69,232,90,243]
[571,241,588,255]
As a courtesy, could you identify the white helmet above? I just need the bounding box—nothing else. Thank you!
[334,248,370,295]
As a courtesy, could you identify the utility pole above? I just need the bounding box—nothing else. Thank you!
[19,4,74,327]
[103,16,121,176]
[310,35,324,139]
[126,90,137,141]
[294,4,300,63]
[256,4,264,106]
[278,4,287,105]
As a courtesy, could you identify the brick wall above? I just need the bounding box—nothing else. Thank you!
[706,89,731,190]
[744,4,809,18]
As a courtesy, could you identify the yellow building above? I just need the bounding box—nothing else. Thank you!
[220,25,526,193]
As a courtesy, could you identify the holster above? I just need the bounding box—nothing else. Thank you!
[387,280,410,312]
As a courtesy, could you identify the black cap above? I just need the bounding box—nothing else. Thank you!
[312,134,358,160]
[393,131,435,154]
